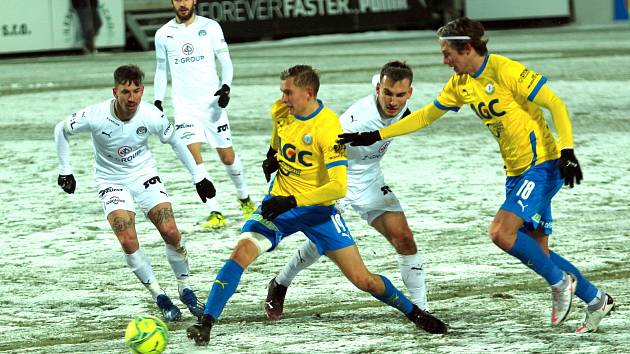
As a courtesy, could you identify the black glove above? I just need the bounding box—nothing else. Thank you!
[337,131,381,146]
[58,174,76,194]
[213,84,231,108]
[195,178,216,203]
[262,146,278,182]
[558,149,583,188]
[154,100,163,112]
[261,195,297,220]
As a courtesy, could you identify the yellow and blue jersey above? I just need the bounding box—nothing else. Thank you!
[435,54,561,176]
[269,99,348,206]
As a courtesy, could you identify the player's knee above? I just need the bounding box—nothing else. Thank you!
[230,237,261,269]
[349,273,379,293]
[488,225,511,250]
[160,225,181,246]
[390,229,416,254]
[117,232,139,252]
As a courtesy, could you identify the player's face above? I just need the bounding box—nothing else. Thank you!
[280,78,313,117]
[172,0,196,22]
[440,40,474,75]
[376,76,412,118]
[113,82,144,119]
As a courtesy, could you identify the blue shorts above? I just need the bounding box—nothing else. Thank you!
[501,159,563,235]
[241,195,355,254]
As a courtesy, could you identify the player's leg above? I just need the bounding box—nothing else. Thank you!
[371,210,429,310]
[530,225,614,332]
[211,108,255,219]
[146,201,203,318]
[304,208,446,333]
[174,116,225,229]
[188,199,282,346]
[326,245,446,334]
[265,239,320,320]
[185,140,226,229]
[492,161,576,325]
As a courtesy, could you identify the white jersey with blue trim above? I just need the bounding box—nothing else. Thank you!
[63,99,175,183]
[340,94,409,200]
[154,16,228,111]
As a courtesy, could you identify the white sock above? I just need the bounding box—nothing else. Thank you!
[587,289,603,307]
[197,163,220,213]
[165,241,191,294]
[224,155,249,200]
[125,249,165,301]
[398,253,429,311]
[276,239,320,287]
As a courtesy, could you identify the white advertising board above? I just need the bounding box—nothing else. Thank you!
[0,0,125,54]
[466,0,570,20]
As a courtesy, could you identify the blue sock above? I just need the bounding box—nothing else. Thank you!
[372,275,414,315]
[507,231,564,286]
[203,259,244,319]
[550,251,598,303]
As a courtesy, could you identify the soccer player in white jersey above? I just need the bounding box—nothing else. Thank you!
[339,17,615,333]
[263,62,433,321]
[54,65,216,322]
[153,0,255,229]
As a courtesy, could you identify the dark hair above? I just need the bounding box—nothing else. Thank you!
[114,64,145,86]
[380,61,413,84]
[437,17,488,55]
[280,65,320,95]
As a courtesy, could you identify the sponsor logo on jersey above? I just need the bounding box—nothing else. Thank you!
[217,124,229,133]
[378,141,391,153]
[174,55,205,64]
[136,126,147,135]
[470,99,506,119]
[105,196,124,205]
[118,146,132,157]
[278,160,302,176]
[198,29,207,36]
[182,43,194,55]
[143,176,162,189]
[101,131,112,138]
[180,132,194,140]
[98,187,123,198]
[281,143,312,166]
[175,123,194,130]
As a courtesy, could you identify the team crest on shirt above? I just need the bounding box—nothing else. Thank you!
[118,146,132,157]
[485,83,495,94]
[182,43,194,55]
[198,29,207,36]
[136,126,147,135]
[302,133,313,145]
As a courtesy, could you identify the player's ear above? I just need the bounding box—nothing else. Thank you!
[112,87,117,98]
[376,83,381,95]
[408,86,413,97]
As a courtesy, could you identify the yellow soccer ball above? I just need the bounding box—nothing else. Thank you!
[124,315,169,354]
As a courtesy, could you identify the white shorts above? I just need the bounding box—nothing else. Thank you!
[174,104,232,149]
[340,180,403,225]
[97,174,170,217]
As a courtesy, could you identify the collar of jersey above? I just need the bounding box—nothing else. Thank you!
[471,53,490,78]
[294,99,323,121]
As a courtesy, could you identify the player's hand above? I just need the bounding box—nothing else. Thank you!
[261,195,297,220]
[337,131,381,146]
[213,84,231,108]
[558,149,583,188]
[154,100,163,112]
[262,146,278,182]
[57,174,76,194]
[195,178,216,203]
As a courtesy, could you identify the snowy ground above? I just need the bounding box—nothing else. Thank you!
[0,24,629,353]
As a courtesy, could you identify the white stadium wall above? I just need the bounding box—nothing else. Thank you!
[465,0,570,20]
[0,0,125,55]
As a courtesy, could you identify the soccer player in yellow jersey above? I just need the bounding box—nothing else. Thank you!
[186,65,447,346]
[339,18,614,333]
